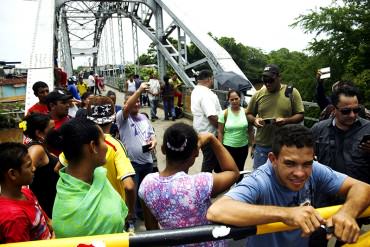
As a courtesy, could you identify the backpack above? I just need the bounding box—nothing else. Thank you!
[285,85,294,115]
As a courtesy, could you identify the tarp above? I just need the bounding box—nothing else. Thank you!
[215,71,253,93]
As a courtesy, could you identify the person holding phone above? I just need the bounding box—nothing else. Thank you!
[246,64,305,169]
[116,82,157,223]
[311,86,370,246]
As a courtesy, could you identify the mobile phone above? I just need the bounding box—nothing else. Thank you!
[263,118,276,125]
[360,134,370,145]
[318,67,331,79]
[142,143,151,153]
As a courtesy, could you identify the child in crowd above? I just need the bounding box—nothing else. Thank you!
[46,118,128,238]
[139,123,239,246]
[75,91,94,119]
[106,90,122,138]
[20,113,59,218]
[77,75,88,96]
[86,96,136,230]
[0,143,53,243]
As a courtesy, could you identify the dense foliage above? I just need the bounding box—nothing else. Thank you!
[292,0,370,108]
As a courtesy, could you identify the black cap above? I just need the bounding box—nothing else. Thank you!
[45,89,73,104]
[262,64,280,77]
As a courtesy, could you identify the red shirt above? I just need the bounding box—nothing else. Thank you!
[0,188,51,243]
[54,116,70,130]
[27,103,49,115]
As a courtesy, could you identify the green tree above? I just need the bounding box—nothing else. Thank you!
[292,0,370,106]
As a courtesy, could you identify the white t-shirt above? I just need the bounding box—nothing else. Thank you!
[191,85,222,135]
[87,75,95,87]
[148,79,161,100]
[127,80,136,93]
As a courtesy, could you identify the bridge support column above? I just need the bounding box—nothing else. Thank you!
[154,4,166,79]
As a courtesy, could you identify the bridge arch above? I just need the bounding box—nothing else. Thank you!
[26,0,254,111]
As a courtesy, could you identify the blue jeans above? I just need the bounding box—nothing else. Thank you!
[131,162,153,217]
[163,97,175,119]
[150,99,159,119]
[253,145,272,169]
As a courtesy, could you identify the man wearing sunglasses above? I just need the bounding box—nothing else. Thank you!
[246,64,305,169]
[311,86,370,246]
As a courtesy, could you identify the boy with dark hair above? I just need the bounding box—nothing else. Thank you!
[0,142,52,243]
[45,89,72,129]
[27,81,49,115]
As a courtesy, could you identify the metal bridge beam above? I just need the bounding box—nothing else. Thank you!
[28,0,252,105]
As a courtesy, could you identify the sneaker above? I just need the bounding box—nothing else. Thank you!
[172,116,176,121]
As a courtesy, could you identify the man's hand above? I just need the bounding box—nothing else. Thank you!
[326,211,360,243]
[282,206,325,237]
[139,82,149,92]
[254,117,264,128]
[359,140,370,153]
[275,117,287,126]
[148,139,157,150]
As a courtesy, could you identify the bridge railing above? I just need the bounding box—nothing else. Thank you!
[3,205,369,247]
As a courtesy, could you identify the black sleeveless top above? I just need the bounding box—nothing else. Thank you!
[28,142,59,218]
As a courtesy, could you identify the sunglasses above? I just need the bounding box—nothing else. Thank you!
[337,107,361,115]
[262,76,274,84]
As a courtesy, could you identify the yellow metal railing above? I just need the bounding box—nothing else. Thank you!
[2,205,369,247]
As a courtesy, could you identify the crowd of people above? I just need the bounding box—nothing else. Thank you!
[0,65,369,247]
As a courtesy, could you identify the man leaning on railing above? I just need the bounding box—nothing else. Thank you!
[207,124,370,247]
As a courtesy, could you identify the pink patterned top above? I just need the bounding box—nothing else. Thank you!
[139,171,225,247]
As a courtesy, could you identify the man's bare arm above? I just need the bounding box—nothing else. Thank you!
[207,196,324,236]
[326,177,370,243]
[208,115,218,129]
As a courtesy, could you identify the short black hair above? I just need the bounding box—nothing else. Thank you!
[197,69,213,81]
[46,118,100,163]
[32,81,48,96]
[331,86,359,107]
[272,124,313,157]
[22,113,51,140]
[163,123,198,162]
[0,142,29,182]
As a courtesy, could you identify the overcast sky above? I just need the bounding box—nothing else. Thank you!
[0,0,332,68]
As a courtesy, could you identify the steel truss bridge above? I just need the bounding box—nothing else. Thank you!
[25,0,255,110]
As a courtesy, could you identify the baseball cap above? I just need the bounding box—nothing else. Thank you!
[45,89,73,104]
[86,98,115,125]
[262,64,280,77]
